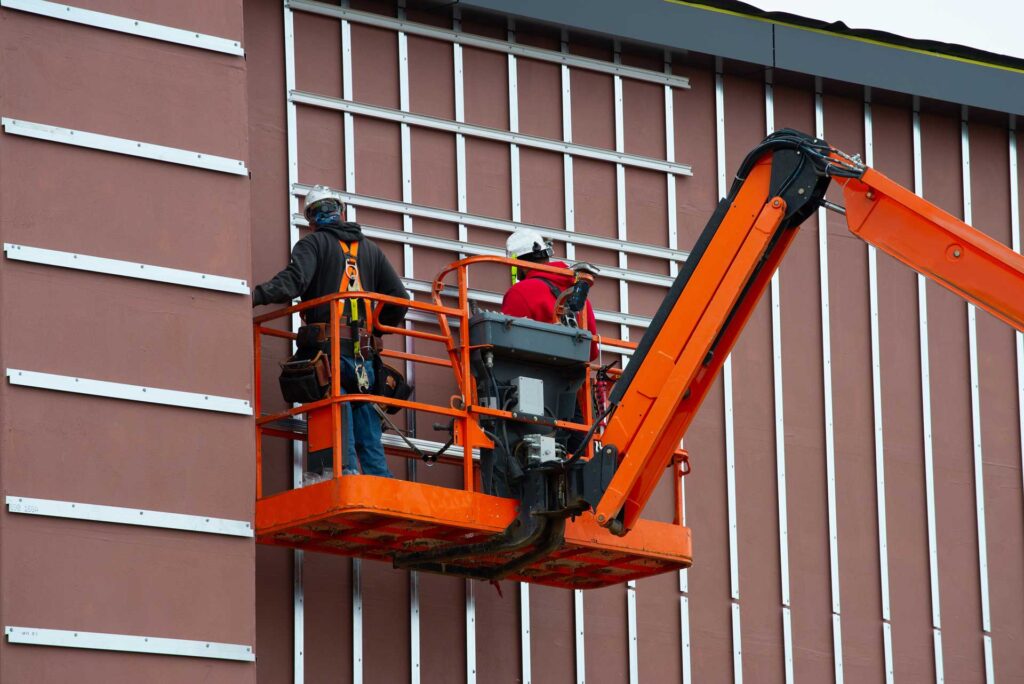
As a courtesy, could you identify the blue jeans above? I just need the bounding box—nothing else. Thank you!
[309,356,393,477]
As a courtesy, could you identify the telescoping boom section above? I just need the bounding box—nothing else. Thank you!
[594,129,1024,534]
[254,129,1024,587]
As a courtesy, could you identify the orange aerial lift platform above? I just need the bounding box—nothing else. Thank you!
[254,129,1024,589]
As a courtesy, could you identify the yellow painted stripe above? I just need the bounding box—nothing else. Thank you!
[664,0,1024,76]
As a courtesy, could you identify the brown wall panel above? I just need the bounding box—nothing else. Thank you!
[872,100,936,682]
[245,2,293,681]
[408,35,454,119]
[516,57,562,141]
[3,518,251,642]
[674,67,716,246]
[685,376,735,679]
[920,110,986,682]
[823,91,886,682]
[3,267,250,397]
[774,82,835,682]
[419,574,467,682]
[475,582,521,683]
[463,46,510,130]
[3,648,253,684]
[968,120,1024,679]
[623,78,665,160]
[584,585,629,683]
[569,69,615,150]
[297,105,346,191]
[465,138,512,219]
[352,23,399,109]
[636,571,683,681]
[362,559,410,682]
[529,585,575,684]
[0,140,250,278]
[1,12,246,159]
[354,118,403,201]
[294,10,343,100]
[3,389,251,520]
[518,148,564,228]
[625,167,669,252]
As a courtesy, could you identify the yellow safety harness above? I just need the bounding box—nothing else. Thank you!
[339,241,373,392]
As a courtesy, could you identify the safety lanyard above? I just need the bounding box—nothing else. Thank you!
[339,241,365,356]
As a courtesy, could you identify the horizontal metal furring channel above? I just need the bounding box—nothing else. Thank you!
[1,118,249,175]
[287,0,689,89]
[0,0,244,55]
[3,243,250,294]
[292,184,689,263]
[6,369,254,416]
[293,218,675,289]
[6,496,253,538]
[291,91,693,177]
[400,277,653,329]
[5,626,255,662]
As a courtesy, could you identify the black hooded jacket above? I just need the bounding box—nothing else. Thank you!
[253,222,409,327]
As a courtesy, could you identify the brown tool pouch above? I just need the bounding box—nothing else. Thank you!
[279,350,332,404]
[373,358,413,414]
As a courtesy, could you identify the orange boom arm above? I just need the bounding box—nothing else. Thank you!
[593,130,1024,534]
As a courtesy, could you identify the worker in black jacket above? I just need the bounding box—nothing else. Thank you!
[253,185,409,482]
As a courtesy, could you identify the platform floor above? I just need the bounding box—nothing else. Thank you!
[256,476,691,589]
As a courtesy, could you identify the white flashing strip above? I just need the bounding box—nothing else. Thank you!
[3,243,249,294]
[292,183,688,264]
[287,0,690,89]
[5,626,254,661]
[7,369,253,416]
[1,118,248,176]
[815,80,844,684]
[291,92,694,178]
[0,0,244,56]
[6,496,252,537]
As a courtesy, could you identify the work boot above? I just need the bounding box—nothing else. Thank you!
[301,471,320,487]
[342,467,359,476]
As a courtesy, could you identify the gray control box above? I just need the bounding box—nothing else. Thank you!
[512,376,544,416]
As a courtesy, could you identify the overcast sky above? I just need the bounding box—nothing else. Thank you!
[749,0,1024,61]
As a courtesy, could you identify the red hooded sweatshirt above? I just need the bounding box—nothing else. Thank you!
[501,261,599,360]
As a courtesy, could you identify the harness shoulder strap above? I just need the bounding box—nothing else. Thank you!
[533,277,563,300]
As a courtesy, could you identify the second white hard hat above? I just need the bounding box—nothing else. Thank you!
[506,227,553,262]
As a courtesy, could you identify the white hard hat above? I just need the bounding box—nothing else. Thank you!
[304,185,344,221]
[506,227,553,262]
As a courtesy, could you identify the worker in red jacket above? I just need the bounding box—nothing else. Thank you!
[501,227,600,360]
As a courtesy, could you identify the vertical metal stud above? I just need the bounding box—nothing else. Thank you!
[680,594,692,684]
[715,57,743,682]
[766,68,794,684]
[814,77,844,684]
[394,5,420,679]
[453,8,468,256]
[560,28,575,260]
[466,580,477,684]
[612,41,639,678]
[284,6,305,683]
[451,12,475,679]
[664,50,679,278]
[507,21,531,684]
[864,86,895,684]
[339,5,364,681]
[913,95,945,683]
[575,588,586,684]
[353,556,363,684]
[670,50,690,684]
[627,580,639,683]
[1011,115,1024,519]
[961,106,994,682]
